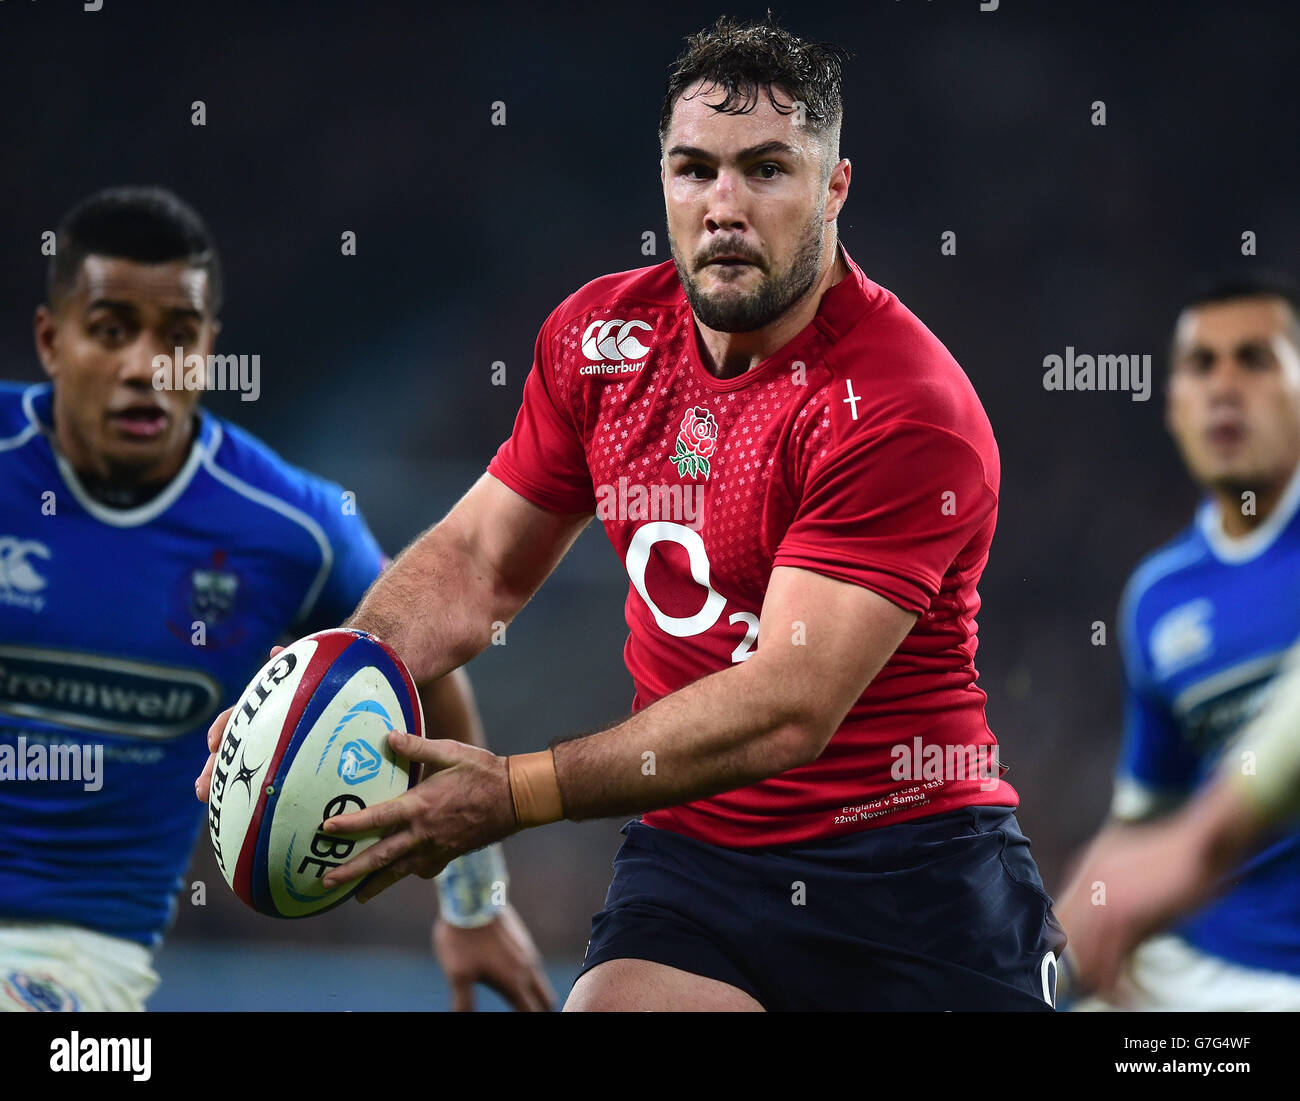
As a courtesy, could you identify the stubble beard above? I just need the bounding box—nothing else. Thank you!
[672,208,827,334]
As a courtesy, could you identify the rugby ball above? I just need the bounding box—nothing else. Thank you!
[207,628,424,918]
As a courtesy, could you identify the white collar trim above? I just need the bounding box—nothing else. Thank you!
[25,383,209,528]
[1197,458,1300,564]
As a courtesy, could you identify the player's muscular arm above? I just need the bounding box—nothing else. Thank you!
[345,473,591,682]
[553,566,917,818]
[317,566,917,893]
[195,475,588,804]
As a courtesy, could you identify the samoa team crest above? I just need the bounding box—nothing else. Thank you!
[166,548,246,648]
[188,549,240,624]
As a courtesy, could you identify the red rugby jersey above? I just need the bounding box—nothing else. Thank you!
[487,244,1015,846]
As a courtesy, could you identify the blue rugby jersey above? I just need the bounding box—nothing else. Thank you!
[0,382,383,945]
[1115,462,1300,975]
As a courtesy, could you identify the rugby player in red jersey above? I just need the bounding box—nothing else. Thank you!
[200,15,1065,1010]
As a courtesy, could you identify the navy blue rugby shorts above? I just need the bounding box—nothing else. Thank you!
[577,804,1066,1011]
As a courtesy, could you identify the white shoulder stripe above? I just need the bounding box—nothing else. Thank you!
[0,421,39,453]
[200,424,334,624]
[0,383,45,452]
[1172,650,1285,717]
[1118,539,1206,684]
[1122,538,1205,617]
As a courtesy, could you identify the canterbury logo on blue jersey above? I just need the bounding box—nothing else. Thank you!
[0,537,50,612]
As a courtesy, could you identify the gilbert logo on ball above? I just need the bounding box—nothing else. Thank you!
[208,628,423,917]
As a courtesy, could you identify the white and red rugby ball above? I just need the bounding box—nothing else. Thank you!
[208,628,424,918]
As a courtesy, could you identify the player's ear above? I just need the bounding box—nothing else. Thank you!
[824,157,850,222]
[33,304,60,380]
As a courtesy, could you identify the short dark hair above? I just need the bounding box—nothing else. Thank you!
[47,186,222,314]
[1174,272,1300,352]
[1180,273,1300,315]
[659,14,849,175]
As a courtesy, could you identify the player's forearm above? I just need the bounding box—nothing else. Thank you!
[346,518,522,684]
[1094,782,1256,905]
[550,656,828,821]
[1123,782,1257,935]
[1175,778,1261,882]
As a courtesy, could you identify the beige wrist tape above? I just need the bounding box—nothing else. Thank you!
[507,749,565,827]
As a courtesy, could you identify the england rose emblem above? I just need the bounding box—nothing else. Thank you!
[672,406,718,479]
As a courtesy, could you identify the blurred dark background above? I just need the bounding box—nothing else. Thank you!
[2,0,1296,1008]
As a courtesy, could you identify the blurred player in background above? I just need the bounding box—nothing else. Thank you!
[1059,639,1300,1000]
[1056,277,1300,1010]
[0,187,552,1012]
[203,16,1065,1010]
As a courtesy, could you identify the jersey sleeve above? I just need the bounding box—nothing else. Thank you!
[487,303,596,514]
[296,486,386,632]
[1110,590,1200,819]
[773,420,996,614]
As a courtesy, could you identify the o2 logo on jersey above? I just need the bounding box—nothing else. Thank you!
[625,522,759,663]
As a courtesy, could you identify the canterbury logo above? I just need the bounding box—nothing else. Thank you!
[581,319,653,362]
[0,537,50,594]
